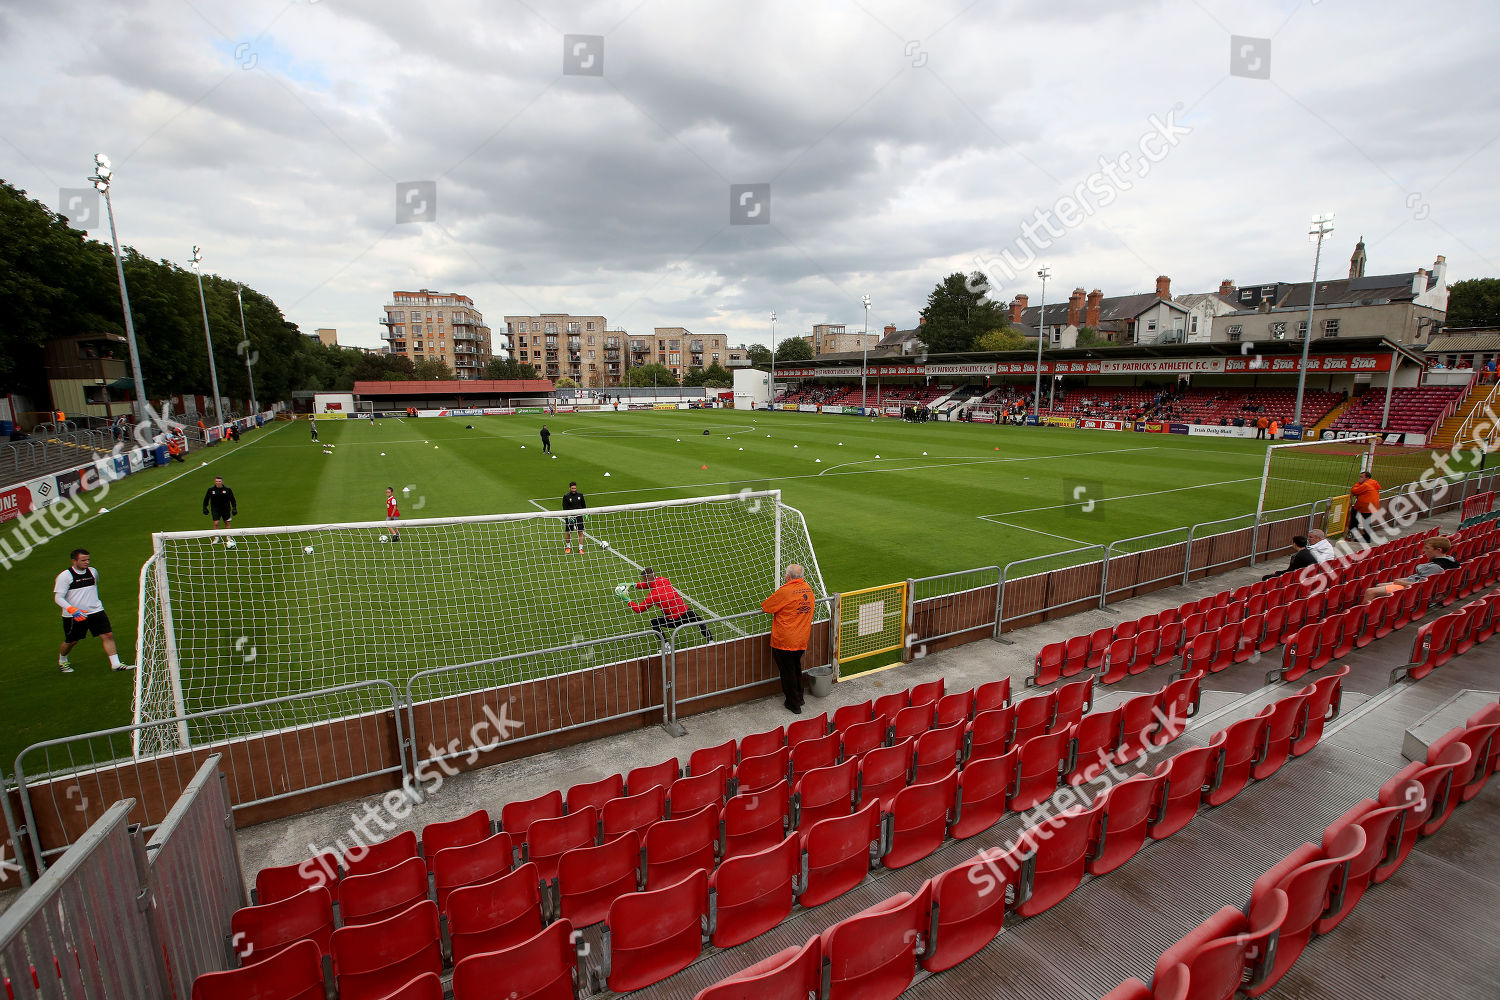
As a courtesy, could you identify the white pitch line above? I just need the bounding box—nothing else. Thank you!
[985,520,1091,545]
[976,476,1260,519]
[816,445,1159,477]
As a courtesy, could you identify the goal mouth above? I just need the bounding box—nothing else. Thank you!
[133,490,826,752]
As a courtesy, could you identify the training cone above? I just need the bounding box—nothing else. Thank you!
[604,472,611,477]
[815,458,821,463]
[923,451,928,455]
[702,465,708,470]
[875,454,880,458]
[200,461,207,466]
[380,452,386,456]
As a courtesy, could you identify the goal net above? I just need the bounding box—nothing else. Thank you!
[1257,435,1377,519]
[133,490,826,753]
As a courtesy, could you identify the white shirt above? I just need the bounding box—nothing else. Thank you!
[55,566,104,616]
[1307,539,1338,563]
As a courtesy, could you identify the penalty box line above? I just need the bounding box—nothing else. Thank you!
[524,499,749,638]
[976,476,1261,520]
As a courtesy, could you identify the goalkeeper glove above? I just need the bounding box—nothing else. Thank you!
[66,606,86,621]
[613,583,632,601]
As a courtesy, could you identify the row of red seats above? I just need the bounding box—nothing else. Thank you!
[1106,698,1500,999]
[694,676,1347,1000]
[1396,591,1500,681]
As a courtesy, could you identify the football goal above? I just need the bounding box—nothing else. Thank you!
[1256,435,1377,521]
[133,490,826,752]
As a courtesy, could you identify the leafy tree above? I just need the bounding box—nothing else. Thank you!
[484,357,539,379]
[973,327,1030,352]
[774,337,813,363]
[1075,327,1106,348]
[685,362,734,388]
[919,271,1011,353]
[1446,278,1500,328]
[412,358,456,380]
[381,370,412,381]
[626,363,678,387]
[745,344,772,366]
[554,376,578,389]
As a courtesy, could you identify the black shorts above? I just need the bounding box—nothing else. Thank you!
[63,611,112,642]
[563,516,584,532]
[209,508,233,522]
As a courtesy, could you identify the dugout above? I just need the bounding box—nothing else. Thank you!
[352,378,554,413]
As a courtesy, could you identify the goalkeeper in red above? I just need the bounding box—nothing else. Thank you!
[625,568,713,642]
[54,548,133,674]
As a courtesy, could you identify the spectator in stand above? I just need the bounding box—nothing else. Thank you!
[1362,537,1459,603]
[1484,357,1498,382]
[1306,529,1338,563]
[1263,536,1317,581]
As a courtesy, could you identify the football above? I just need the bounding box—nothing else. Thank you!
[303,545,314,554]
[224,538,237,549]
[600,541,611,549]
[379,535,390,544]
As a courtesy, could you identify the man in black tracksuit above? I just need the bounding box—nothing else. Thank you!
[562,480,586,553]
[540,424,552,454]
[203,476,237,544]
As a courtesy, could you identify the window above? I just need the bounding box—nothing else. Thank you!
[1051,331,1062,345]
[1270,322,1287,340]
[544,322,557,334]
[532,335,541,345]
[1226,325,1243,342]
[669,352,682,365]
[712,353,719,363]
[531,322,540,331]
[1297,321,1309,339]
[1146,319,1157,332]
[587,321,596,331]
[567,322,580,334]
[1190,316,1198,334]
[588,336,595,346]
[1324,318,1340,337]
[670,340,681,351]
[436,310,444,320]
[588,350,595,359]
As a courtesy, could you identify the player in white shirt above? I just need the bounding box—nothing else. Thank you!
[54,548,133,674]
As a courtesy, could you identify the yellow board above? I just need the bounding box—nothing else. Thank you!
[836,582,908,664]
[1325,493,1351,536]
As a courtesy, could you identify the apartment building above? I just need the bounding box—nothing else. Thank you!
[503,314,618,385]
[802,323,877,356]
[380,290,494,379]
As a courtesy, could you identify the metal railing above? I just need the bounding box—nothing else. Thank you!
[996,545,1107,635]
[13,680,407,870]
[1102,527,1192,607]
[905,567,1002,649]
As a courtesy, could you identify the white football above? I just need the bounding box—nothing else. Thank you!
[379,535,389,543]
[224,538,237,549]
[303,545,314,554]
[600,541,610,549]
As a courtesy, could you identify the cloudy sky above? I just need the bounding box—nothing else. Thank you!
[2,0,1496,353]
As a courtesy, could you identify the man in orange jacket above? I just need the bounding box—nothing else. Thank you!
[1349,470,1382,543]
[762,564,816,714]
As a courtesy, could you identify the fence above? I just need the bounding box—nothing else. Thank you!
[1102,528,1192,607]
[905,567,1001,655]
[996,545,1107,633]
[836,583,908,667]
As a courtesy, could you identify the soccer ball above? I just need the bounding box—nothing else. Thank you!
[303,545,314,554]
[600,541,610,549]
[224,538,237,549]
[379,535,390,543]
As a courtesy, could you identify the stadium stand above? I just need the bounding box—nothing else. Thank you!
[1326,384,1468,437]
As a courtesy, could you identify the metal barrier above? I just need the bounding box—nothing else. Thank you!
[146,757,248,1000]
[836,583,909,666]
[1,763,26,889]
[13,680,407,871]
[405,631,667,779]
[905,566,1001,649]
[0,801,168,998]
[1102,528,1191,607]
[996,545,1106,635]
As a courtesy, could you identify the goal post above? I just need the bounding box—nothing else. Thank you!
[1253,435,1376,562]
[132,489,826,754]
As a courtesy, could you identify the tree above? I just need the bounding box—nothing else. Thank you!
[626,363,677,387]
[746,344,772,366]
[412,358,456,380]
[1075,327,1106,348]
[1446,278,1500,328]
[484,357,539,379]
[919,272,1012,353]
[698,362,734,388]
[774,337,813,363]
[973,327,1030,352]
[554,376,578,389]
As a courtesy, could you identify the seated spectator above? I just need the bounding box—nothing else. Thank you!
[1263,535,1316,581]
[1362,537,1459,602]
[1306,529,1338,562]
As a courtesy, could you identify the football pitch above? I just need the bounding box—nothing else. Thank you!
[2,409,1288,765]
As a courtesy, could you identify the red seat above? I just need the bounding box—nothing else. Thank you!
[1367,594,1396,640]
[909,679,945,706]
[1314,799,1408,935]
[1033,641,1065,686]
[421,809,491,872]
[1374,764,1449,880]
[1153,621,1184,666]
[1127,627,1159,674]
[688,739,738,776]
[1243,825,1365,996]
[604,869,709,992]
[1181,631,1216,676]
[626,758,680,795]
[445,861,546,965]
[857,741,913,812]
[190,939,324,1000]
[330,899,442,1000]
[1010,731,1068,811]
[723,780,791,861]
[668,765,731,815]
[1466,702,1500,786]
[799,800,880,907]
[1329,606,1365,659]
[602,786,667,841]
[794,758,858,829]
[951,747,1018,839]
[708,834,799,947]
[1424,722,1493,820]
[890,702,935,742]
[1279,620,1322,683]
[1152,890,1287,1000]
[450,919,580,1000]
[1052,676,1093,731]
[1014,802,1105,917]
[336,856,428,927]
[230,886,334,964]
[1258,605,1287,651]
[343,830,419,879]
[789,731,842,780]
[912,724,966,784]
[883,769,957,868]
[923,848,1024,973]
[735,746,790,794]
[500,790,563,844]
[1294,662,1350,755]
[556,830,641,927]
[1253,694,1308,780]
[832,701,873,733]
[1149,745,1218,839]
[693,935,820,1000]
[934,689,975,728]
[974,678,1011,711]
[644,803,719,889]
[1206,709,1270,806]
[1406,612,1463,679]
[786,712,830,747]
[1085,626,1115,672]
[965,706,1014,761]
[739,726,785,760]
[1100,635,1134,684]
[1088,772,1162,876]
[254,853,339,906]
[872,692,909,723]
[1115,692,1161,764]
[566,773,624,814]
[1066,707,1122,786]
[819,884,932,1000]
[432,831,513,910]
[1061,633,1091,678]
[1153,675,1200,746]
[839,718,888,759]
[525,806,597,882]
[367,972,442,1000]
[1012,692,1055,747]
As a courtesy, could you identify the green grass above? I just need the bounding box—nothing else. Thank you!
[2,410,1298,767]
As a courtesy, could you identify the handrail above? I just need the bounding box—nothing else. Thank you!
[1455,379,1500,447]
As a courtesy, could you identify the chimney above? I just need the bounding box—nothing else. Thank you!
[1218,279,1235,297]
[1412,268,1427,296]
[1155,275,1171,300]
[1431,255,1447,285]
[1011,294,1028,323]
[1086,289,1103,328]
[884,324,896,337]
[1067,288,1086,328]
